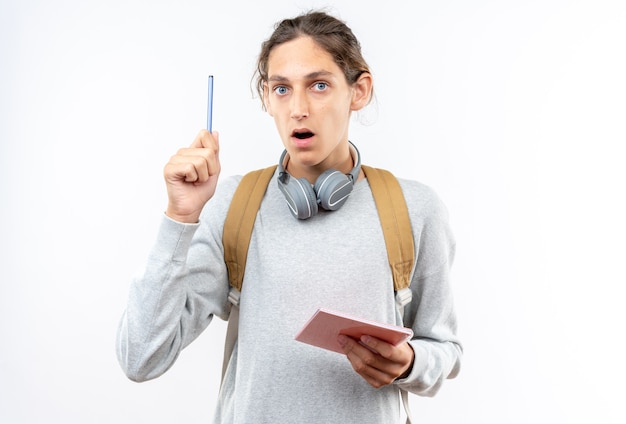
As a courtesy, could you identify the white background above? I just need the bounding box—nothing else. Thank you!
[1,0,625,423]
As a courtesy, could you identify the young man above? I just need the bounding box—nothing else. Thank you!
[117,11,462,423]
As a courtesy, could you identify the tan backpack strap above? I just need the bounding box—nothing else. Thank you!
[361,165,415,291]
[223,165,277,292]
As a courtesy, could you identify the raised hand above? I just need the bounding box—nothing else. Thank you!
[163,130,221,223]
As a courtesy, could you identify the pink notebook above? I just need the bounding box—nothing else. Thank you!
[294,308,414,354]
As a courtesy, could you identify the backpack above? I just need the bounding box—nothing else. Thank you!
[221,164,416,422]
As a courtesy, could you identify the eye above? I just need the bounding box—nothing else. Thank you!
[313,82,328,91]
[273,85,289,96]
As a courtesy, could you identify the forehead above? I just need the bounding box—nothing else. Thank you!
[267,36,343,80]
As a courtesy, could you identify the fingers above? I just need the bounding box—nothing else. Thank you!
[162,130,222,223]
[338,335,414,388]
[190,130,220,181]
[190,129,220,149]
[167,149,212,184]
[165,131,220,184]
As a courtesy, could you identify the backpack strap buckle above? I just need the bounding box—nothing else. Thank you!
[228,288,241,307]
[395,287,413,317]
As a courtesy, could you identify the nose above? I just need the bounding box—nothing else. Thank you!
[290,90,309,120]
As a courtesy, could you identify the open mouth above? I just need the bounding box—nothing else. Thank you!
[292,130,314,140]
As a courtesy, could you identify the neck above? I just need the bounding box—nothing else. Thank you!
[281,141,362,184]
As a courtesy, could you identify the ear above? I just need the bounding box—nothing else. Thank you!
[263,82,274,116]
[350,72,373,111]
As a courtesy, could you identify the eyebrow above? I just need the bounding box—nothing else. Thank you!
[268,70,336,83]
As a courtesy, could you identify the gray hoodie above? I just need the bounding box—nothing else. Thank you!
[116,170,462,424]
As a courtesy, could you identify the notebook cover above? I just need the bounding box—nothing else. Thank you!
[294,307,413,354]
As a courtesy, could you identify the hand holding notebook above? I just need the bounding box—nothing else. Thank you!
[295,308,413,354]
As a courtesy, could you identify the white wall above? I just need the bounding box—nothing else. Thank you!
[1,0,625,422]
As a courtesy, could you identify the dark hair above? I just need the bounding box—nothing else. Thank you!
[254,11,373,108]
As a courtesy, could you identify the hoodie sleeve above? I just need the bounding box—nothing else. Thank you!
[115,177,240,382]
[394,181,462,396]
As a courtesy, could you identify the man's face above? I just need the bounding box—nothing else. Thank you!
[264,36,358,179]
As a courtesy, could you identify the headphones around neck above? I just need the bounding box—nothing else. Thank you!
[277,141,362,220]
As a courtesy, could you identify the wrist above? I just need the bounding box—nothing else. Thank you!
[164,208,201,224]
[396,343,415,381]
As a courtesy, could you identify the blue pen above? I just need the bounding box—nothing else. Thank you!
[207,75,214,132]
